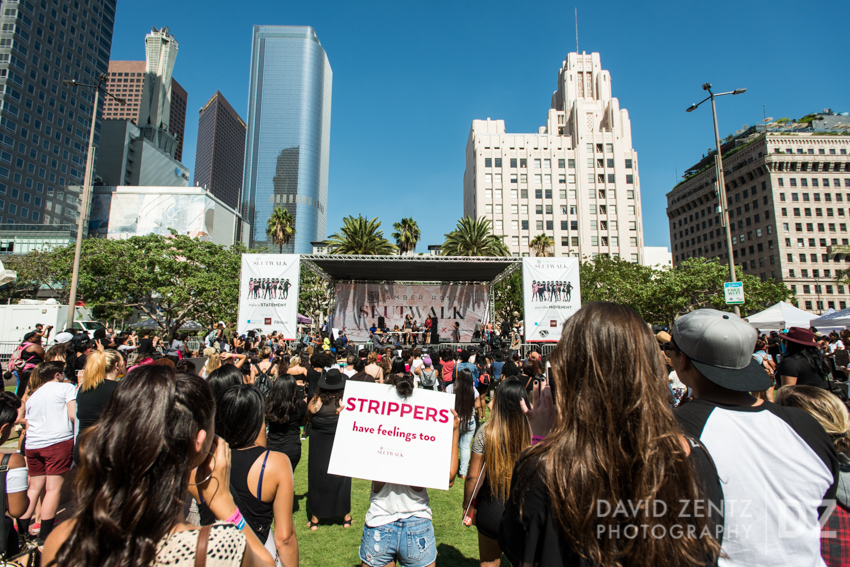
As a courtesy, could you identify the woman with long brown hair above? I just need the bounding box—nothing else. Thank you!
[463,378,531,567]
[42,365,274,566]
[499,302,722,567]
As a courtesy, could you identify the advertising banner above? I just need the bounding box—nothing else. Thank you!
[522,257,581,342]
[328,381,456,490]
[332,283,489,342]
[237,254,300,339]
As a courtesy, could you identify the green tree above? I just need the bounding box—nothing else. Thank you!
[0,247,71,303]
[493,269,523,325]
[298,268,334,324]
[326,216,397,255]
[830,245,850,284]
[440,217,509,257]
[392,218,421,255]
[529,234,554,257]
[266,206,296,253]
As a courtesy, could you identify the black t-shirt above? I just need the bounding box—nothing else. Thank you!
[76,380,119,432]
[777,353,828,389]
[306,367,321,399]
[499,446,723,567]
[267,399,307,455]
[137,338,154,356]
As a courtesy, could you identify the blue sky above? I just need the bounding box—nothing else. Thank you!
[109,0,850,252]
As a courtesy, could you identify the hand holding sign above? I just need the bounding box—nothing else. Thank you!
[328,381,456,490]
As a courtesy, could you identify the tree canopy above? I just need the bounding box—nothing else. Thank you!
[326,215,397,255]
[440,217,510,257]
[266,206,296,253]
[392,217,421,255]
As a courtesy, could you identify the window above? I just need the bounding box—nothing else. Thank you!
[536,220,544,230]
[534,159,541,169]
[494,158,502,168]
[626,174,634,184]
[625,159,633,169]
[510,158,517,168]
[558,159,565,168]
[484,158,492,167]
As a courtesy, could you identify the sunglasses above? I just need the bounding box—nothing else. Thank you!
[661,341,680,354]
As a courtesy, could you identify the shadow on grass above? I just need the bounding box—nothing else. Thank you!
[436,543,478,567]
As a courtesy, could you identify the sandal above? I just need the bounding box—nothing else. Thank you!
[343,518,352,528]
[308,520,319,531]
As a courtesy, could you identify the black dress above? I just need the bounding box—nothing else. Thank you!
[307,402,351,519]
[267,399,307,472]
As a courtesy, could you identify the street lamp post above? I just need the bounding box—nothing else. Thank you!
[687,83,747,317]
[61,74,124,330]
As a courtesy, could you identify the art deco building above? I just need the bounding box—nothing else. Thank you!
[463,52,643,261]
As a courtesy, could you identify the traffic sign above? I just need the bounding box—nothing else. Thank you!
[724,282,745,305]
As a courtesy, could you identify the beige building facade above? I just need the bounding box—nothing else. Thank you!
[666,119,850,314]
[463,52,644,261]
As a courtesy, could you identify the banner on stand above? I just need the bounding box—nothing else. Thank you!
[237,254,300,339]
[522,257,581,342]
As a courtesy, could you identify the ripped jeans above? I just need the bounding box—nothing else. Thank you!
[359,516,437,567]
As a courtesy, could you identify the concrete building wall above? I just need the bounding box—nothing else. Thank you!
[667,129,850,314]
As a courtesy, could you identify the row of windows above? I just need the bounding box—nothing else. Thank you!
[778,178,850,188]
[785,238,846,249]
[484,172,635,185]
[782,207,849,218]
[481,142,619,155]
[774,147,848,155]
[481,188,637,201]
[782,222,848,233]
[483,157,633,169]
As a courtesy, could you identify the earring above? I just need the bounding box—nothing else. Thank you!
[188,451,216,486]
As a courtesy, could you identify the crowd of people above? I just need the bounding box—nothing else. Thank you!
[0,305,847,566]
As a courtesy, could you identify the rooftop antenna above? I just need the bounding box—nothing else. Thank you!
[575,8,579,54]
[763,105,766,121]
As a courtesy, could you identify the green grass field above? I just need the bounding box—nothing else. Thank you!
[293,437,508,567]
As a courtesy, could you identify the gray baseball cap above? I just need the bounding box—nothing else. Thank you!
[672,309,772,392]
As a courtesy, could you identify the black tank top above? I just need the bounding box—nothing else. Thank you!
[230,446,274,541]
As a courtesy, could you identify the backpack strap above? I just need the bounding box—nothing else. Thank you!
[194,524,211,567]
[0,453,10,557]
[256,450,270,498]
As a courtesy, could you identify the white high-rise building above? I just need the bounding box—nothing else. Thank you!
[139,26,178,131]
[463,52,644,260]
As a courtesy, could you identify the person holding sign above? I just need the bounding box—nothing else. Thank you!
[307,369,352,530]
[358,374,461,567]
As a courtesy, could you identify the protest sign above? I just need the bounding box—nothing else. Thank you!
[328,381,456,490]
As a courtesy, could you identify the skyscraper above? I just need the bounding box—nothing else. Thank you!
[194,91,246,210]
[0,0,118,228]
[102,27,186,160]
[242,26,332,253]
[463,52,644,261]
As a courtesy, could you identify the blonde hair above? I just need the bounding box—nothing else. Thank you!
[81,350,123,392]
[775,385,850,457]
[204,352,221,376]
[368,351,378,364]
[260,347,271,360]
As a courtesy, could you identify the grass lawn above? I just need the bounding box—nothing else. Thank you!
[294,434,508,567]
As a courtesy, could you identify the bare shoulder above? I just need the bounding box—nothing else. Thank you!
[42,519,76,564]
[7,452,25,469]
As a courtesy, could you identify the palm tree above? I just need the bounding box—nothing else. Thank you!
[530,234,555,257]
[326,215,398,255]
[266,207,296,253]
[830,245,850,284]
[392,218,421,255]
[440,217,510,257]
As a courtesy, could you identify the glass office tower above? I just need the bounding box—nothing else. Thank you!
[242,26,332,253]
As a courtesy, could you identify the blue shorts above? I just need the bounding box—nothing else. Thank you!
[359,516,437,567]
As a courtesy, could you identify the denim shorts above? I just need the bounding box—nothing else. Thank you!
[359,516,437,567]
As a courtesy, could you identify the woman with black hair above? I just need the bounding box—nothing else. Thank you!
[387,356,407,382]
[306,369,350,530]
[0,392,28,557]
[42,366,275,566]
[455,368,477,479]
[211,385,298,566]
[208,364,246,403]
[358,374,460,567]
[14,331,45,398]
[266,375,308,472]
[779,327,832,390]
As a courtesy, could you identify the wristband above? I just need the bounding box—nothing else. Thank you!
[236,516,246,531]
[225,507,243,526]
[531,435,545,445]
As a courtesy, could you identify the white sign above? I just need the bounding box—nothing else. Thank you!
[237,254,300,339]
[724,282,745,305]
[328,381,456,490]
[522,257,581,342]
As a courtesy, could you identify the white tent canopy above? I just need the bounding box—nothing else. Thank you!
[745,302,818,331]
[810,307,850,329]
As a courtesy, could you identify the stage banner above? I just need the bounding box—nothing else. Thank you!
[237,254,300,339]
[332,283,489,342]
[328,381,456,490]
[522,257,581,342]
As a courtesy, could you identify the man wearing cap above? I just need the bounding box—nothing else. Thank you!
[668,309,838,567]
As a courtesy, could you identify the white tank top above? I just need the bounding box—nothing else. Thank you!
[364,483,432,527]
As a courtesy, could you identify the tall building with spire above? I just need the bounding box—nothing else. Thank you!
[242,26,332,254]
[463,52,644,261]
[139,27,178,132]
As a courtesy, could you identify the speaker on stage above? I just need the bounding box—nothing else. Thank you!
[378,316,386,329]
[430,317,439,343]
